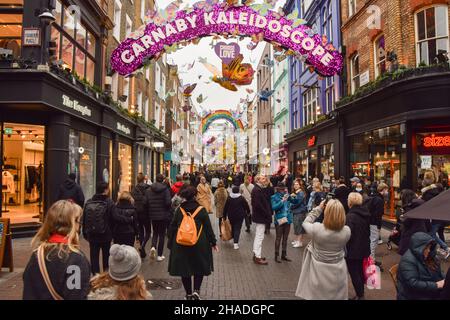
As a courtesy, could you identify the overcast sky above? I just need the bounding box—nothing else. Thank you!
[154,0,287,115]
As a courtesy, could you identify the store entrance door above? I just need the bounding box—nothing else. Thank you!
[1,123,45,225]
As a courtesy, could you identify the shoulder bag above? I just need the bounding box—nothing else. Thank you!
[37,245,63,300]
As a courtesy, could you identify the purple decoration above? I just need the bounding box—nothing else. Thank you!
[214,42,241,64]
[110,4,344,77]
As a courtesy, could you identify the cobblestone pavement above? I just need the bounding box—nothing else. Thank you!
[1,217,448,300]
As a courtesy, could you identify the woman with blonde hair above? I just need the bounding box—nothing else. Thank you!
[23,200,90,300]
[295,199,351,300]
[88,244,152,300]
[112,191,138,247]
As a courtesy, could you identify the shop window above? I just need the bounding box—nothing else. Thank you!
[325,76,335,113]
[0,1,23,59]
[74,48,85,79]
[415,6,449,66]
[1,122,44,225]
[140,0,146,22]
[320,143,334,181]
[61,36,74,70]
[350,54,360,94]
[69,130,96,201]
[118,143,132,194]
[302,84,319,126]
[113,0,122,41]
[374,35,387,77]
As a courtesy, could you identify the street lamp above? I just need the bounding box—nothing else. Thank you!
[38,8,56,67]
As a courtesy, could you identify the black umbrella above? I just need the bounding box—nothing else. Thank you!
[405,189,450,220]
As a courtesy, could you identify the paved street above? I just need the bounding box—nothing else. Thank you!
[3,215,448,300]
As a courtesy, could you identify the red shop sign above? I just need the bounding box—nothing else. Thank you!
[308,136,317,147]
[423,134,450,148]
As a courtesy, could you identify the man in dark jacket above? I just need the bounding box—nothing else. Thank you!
[251,175,272,265]
[131,173,151,258]
[333,177,350,213]
[145,174,172,261]
[397,232,445,300]
[56,173,85,208]
[345,192,371,300]
[82,182,116,275]
[368,183,388,263]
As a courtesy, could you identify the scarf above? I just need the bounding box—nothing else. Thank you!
[48,234,68,244]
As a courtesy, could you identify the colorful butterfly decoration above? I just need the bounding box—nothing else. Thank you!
[200,54,255,92]
[182,105,192,112]
[257,89,275,102]
[251,32,264,44]
[196,94,208,104]
[246,88,254,94]
[160,90,176,102]
[250,2,272,15]
[193,0,219,12]
[164,44,179,54]
[182,83,197,97]
[286,10,308,28]
[247,42,258,51]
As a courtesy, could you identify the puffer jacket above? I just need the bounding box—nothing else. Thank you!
[397,232,444,300]
[345,205,371,259]
[251,184,273,224]
[171,181,184,195]
[271,192,294,226]
[131,183,150,219]
[145,182,172,221]
[421,184,442,202]
[112,199,138,236]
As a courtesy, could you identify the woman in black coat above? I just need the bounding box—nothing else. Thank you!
[398,189,431,255]
[397,232,445,300]
[112,191,138,246]
[223,186,250,249]
[345,192,371,300]
[167,186,218,300]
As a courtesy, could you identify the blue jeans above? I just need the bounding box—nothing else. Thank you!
[430,222,448,250]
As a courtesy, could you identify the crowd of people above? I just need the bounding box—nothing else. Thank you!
[20,167,450,300]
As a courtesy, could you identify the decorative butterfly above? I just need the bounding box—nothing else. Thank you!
[190,38,201,45]
[286,10,307,28]
[326,43,336,52]
[274,53,287,62]
[186,60,196,70]
[308,66,315,73]
[215,54,255,92]
[182,83,197,97]
[251,32,264,44]
[160,90,176,102]
[251,3,272,15]
[182,105,192,112]
[164,44,178,54]
[128,24,146,40]
[193,0,219,12]
[246,88,254,94]
[247,42,258,51]
[196,94,208,104]
[230,26,240,38]
[198,75,202,79]
[198,57,208,64]
[321,35,328,47]
[257,89,275,102]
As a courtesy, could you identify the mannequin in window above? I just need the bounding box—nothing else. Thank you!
[2,170,15,194]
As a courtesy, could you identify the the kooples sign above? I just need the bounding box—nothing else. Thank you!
[62,95,92,117]
[117,122,131,135]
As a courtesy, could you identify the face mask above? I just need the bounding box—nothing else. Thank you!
[356,188,362,192]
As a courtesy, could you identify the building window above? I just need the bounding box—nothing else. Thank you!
[322,1,333,43]
[325,76,335,113]
[144,97,149,121]
[122,77,129,108]
[415,6,449,65]
[292,98,298,130]
[303,85,319,126]
[140,0,146,22]
[348,0,356,17]
[125,14,132,39]
[374,35,387,77]
[137,91,142,115]
[51,0,97,83]
[301,0,313,16]
[113,0,122,41]
[0,0,23,59]
[350,54,360,94]
[111,73,118,101]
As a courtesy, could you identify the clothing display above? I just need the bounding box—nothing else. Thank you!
[25,165,42,194]
[2,171,15,194]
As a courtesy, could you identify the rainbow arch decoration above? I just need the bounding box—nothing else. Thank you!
[201,110,244,134]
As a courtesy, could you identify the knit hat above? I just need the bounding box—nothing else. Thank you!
[108,244,141,281]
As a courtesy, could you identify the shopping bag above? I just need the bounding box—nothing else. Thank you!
[363,256,381,290]
[220,219,232,241]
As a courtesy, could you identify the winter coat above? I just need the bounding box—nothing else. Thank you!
[397,232,444,300]
[399,199,431,256]
[196,183,213,213]
[369,192,385,228]
[171,181,184,195]
[223,192,250,224]
[82,194,116,244]
[421,184,442,202]
[131,183,150,221]
[345,205,371,260]
[290,191,307,215]
[88,284,152,300]
[239,183,254,214]
[271,192,294,226]
[214,187,228,219]
[112,199,138,237]
[295,207,351,300]
[251,184,273,224]
[167,200,217,277]
[23,247,90,300]
[334,185,350,213]
[56,179,85,208]
[145,182,172,221]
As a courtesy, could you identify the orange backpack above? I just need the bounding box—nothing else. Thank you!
[176,206,204,246]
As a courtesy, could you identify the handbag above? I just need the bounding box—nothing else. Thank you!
[277,216,288,225]
[37,245,63,300]
[220,218,232,241]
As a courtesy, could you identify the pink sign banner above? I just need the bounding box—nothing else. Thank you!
[110,3,343,77]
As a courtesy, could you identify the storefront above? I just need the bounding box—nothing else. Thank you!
[287,118,342,184]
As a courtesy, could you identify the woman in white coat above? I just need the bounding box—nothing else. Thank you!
[295,199,351,300]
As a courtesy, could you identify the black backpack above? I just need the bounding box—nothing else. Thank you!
[131,185,147,214]
[84,200,108,235]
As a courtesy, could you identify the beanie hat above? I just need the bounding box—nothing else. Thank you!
[108,244,141,281]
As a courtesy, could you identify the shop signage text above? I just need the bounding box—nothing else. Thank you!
[359,70,370,87]
[423,134,450,148]
[153,142,165,148]
[23,28,40,46]
[420,155,432,169]
[117,122,131,135]
[308,136,317,147]
[62,95,92,117]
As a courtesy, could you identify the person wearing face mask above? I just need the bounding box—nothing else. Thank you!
[368,183,388,263]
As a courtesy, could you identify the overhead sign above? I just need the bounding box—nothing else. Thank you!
[420,155,432,169]
[23,28,40,46]
[360,70,370,87]
[308,135,316,147]
[111,2,343,77]
[153,142,165,148]
[117,122,131,135]
[423,134,450,148]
